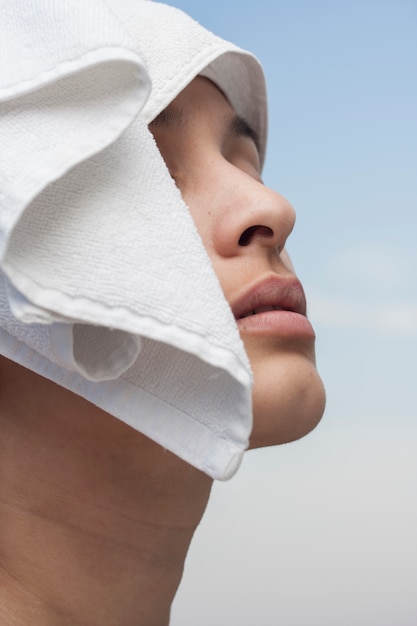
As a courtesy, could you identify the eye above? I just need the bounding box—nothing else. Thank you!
[224,137,262,182]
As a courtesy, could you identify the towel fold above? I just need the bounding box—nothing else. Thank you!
[0,0,267,479]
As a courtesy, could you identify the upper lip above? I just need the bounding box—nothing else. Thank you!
[231,275,307,320]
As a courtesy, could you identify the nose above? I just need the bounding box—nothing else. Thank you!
[211,174,296,259]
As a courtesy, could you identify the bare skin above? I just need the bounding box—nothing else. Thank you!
[150,77,325,447]
[0,356,211,626]
[0,77,325,625]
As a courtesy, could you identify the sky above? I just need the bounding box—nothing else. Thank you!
[156,2,417,625]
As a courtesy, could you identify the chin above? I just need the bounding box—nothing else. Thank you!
[247,352,326,449]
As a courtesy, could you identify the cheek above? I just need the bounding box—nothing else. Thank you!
[178,165,226,254]
[182,189,214,251]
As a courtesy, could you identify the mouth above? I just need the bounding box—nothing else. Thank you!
[232,276,314,339]
[232,276,307,320]
[240,305,284,318]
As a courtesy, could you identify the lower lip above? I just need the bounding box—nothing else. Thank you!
[236,310,316,339]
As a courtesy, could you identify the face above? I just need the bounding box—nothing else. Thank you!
[149,77,325,448]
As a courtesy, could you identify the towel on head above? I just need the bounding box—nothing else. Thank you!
[0,0,267,479]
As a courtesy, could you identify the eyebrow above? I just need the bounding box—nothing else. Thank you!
[150,104,186,129]
[151,104,260,154]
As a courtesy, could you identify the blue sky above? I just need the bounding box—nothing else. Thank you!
[159,2,417,624]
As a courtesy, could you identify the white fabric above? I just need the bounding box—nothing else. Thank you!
[0,0,267,479]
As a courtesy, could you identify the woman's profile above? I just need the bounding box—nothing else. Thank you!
[0,1,325,624]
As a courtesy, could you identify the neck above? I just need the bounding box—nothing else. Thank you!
[0,357,212,626]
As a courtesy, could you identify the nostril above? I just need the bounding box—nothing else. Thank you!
[238,225,274,247]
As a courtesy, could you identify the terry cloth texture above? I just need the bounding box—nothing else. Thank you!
[0,0,267,480]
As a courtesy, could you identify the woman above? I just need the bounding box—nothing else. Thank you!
[0,1,325,624]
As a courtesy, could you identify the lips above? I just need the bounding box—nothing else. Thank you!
[240,305,283,318]
[232,275,315,339]
[232,276,307,320]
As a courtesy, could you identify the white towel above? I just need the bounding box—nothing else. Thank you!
[0,0,267,479]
